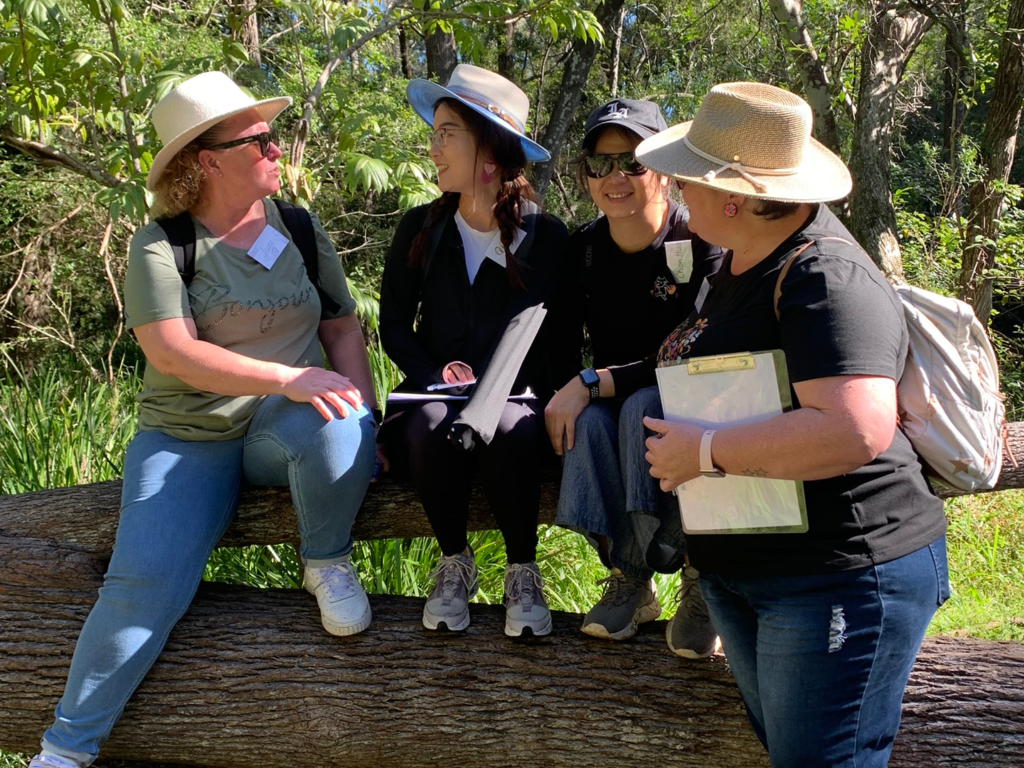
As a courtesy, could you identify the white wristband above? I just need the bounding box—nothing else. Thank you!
[699,429,725,478]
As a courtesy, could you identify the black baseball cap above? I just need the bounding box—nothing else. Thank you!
[582,99,669,149]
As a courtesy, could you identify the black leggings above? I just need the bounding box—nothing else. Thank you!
[391,400,544,563]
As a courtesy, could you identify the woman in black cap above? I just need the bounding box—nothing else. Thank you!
[380,64,568,637]
[545,99,724,651]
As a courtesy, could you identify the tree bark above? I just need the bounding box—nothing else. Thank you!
[608,4,626,99]
[1,542,1022,767]
[424,5,457,84]
[847,1,933,280]
[533,0,629,200]
[958,0,1024,322]
[7,417,1024,558]
[497,20,518,79]
[399,25,414,79]
[233,0,262,67]
[767,0,843,155]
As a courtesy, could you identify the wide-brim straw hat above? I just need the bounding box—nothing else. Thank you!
[146,71,292,191]
[635,82,851,203]
[406,64,550,163]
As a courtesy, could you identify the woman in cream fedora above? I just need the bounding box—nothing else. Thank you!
[28,71,378,768]
[379,64,568,637]
[634,82,948,767]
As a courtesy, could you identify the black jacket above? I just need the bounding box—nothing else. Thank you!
[380,201,571,400]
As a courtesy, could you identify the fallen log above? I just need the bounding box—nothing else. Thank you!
[3,424,1024,766]
[1,533,1023,767]
[2,420,1024,556]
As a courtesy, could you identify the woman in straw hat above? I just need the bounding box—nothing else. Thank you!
[633,82,948,767]
[379,64,568,637]
[544,98,725,652]
[28,72,378,768]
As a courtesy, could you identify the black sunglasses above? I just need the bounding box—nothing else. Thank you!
[583,152,647,179]
[207,130,278,157]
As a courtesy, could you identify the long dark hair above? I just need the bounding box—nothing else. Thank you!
[408,98,538,289]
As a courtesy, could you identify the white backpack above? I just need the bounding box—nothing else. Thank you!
[894,284,1006,491]
[776,241,1007,492]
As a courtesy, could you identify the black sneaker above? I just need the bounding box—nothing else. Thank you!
[666,566,720,658]
[581,569,661,640]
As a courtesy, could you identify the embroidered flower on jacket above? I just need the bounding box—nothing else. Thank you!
[658,318,708,362]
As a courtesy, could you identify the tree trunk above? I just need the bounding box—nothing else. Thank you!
[767,0,842,155]
[399,25,413,79]
[233,0,261,67]
[608,4,626,98]
[958,0,1024,322]
[847,1,933,280]
[533,0,629,200]
[424,6,457,84]
[1,541,1022,767]
[497,20,518,79]
[941,2,967,180]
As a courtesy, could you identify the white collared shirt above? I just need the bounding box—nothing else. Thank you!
[454,210,526,284]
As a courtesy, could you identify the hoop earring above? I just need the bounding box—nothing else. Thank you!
[724,202,738,217]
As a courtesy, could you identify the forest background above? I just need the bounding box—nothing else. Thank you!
[1,4,1024,760]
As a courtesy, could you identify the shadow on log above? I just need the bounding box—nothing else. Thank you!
[3,424,1024,765]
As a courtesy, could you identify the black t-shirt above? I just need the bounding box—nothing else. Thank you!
[548,200,725,395]
[657,204,945,577]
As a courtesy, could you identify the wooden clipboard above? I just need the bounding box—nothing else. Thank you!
[655,350,808,535]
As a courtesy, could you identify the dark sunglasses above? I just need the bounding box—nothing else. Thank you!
[583,152,647,179]
[207,130,278,157]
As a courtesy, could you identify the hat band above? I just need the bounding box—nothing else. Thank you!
[682,136,801,194]
[448,86,524,134]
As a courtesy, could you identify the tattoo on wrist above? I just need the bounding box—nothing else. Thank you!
[742,468,769,478]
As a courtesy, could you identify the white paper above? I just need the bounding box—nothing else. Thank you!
[656,351,807,534]
[387,392,536,403]
[247,225,290,270]
[664,239,693,283]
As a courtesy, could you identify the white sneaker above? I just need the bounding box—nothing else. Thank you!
[28,755,83,768]
[503,562,552,637]
[304,557,371,636]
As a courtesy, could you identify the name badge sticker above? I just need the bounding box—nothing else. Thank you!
[694,276,711,313]
[248,225,290,270]
[664,239,693,283]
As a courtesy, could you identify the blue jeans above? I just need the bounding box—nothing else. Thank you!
[555,386,685,579]
[701,537,949,768]
[42,396,376,764]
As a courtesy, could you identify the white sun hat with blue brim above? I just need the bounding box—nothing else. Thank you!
[406,64,550,163]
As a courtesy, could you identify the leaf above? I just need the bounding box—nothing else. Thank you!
[343,152,391,193]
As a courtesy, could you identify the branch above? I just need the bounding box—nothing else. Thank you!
[0,133,122,188]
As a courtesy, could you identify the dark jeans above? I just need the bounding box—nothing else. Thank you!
[389,399,545,563]
[701,537,950,768]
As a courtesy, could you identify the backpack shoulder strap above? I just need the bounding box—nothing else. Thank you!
[274,199,342,315]
[155,212,197,286]
[773,236,857,320]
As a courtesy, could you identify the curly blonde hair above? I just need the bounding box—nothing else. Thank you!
[150,123,229,219]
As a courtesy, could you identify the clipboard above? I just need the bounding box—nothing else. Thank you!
[655,350,808,535]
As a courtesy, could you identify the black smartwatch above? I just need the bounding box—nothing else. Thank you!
[578,368,601,400]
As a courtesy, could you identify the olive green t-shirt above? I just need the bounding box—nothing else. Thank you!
[125,199,356,441]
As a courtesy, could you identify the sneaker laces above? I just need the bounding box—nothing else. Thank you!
[595,571,644,608]
[505,563,544,609]
[429,554,477,600]
[309,562,358,601]
[673,568,710,623]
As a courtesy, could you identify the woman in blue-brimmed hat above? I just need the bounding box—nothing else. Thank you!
[379,64,569,637]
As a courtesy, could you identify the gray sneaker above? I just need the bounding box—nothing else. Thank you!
[423,551,479,631]
[666,566,720,658]
[581,568,661,640]
[503,562,552,637]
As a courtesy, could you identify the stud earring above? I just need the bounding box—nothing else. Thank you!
[724,202,738,217]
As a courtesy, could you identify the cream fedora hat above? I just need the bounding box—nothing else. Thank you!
[406,64,550,163]
[146,71,292,191]
[635,82,851,203]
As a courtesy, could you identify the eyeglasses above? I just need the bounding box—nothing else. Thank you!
[207,131,278,157]
[429,127,469,148]
[583,152,647,179]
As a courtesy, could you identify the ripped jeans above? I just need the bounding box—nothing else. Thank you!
[700,537,949,768]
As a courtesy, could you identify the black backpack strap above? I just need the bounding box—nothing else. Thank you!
[155,212,197,286]
[274,199,342,316]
